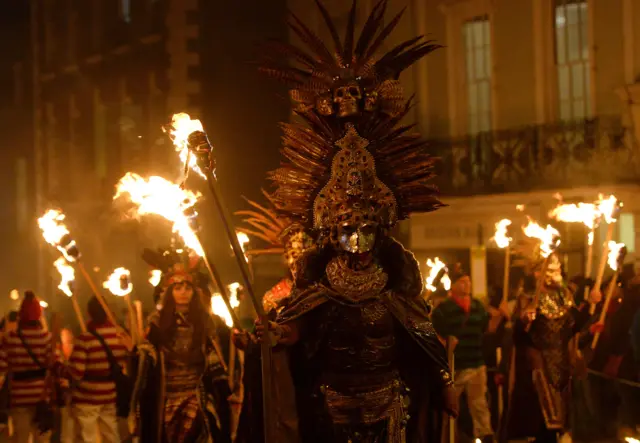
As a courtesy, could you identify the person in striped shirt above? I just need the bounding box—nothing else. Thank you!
[68,296,129,443]
[0,291,57,443]
[432,264,507,443]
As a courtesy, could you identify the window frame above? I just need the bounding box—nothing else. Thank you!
[440,0,496,138]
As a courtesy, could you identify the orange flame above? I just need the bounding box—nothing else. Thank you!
[607,241,625,271]
[425,257,451,291]
[236,231,250,261]
[548,201,600,230]
[597,194,620,224]
[167,113,206,179]
[523,219,561,258]
[211,282,241,327]
[492,219,512,249]
[114,172,204,256]
[54,257,75,297]
[149,270,162,287]
[38,209,77,262]
[103,268,133,297]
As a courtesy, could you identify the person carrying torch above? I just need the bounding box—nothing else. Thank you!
[499,220,601,443]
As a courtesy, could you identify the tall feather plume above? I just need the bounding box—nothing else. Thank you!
[235,190,291,255]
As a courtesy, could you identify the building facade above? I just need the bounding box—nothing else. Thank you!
[290,0,640,298]
[1,0,288,314]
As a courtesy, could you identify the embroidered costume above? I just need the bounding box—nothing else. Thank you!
[259,1,454,441]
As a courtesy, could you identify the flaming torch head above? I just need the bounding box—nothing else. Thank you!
[103,268,133,297]
[210,282,241,328]
[523,220,561,258]
[425,257,449,292]
[149,270,162,287]
[492,219,512,249]
[597,194,621,224]
[167,113,211,178]
[548,202,600,230]
[38,209,81,262]
[607,241,627,272]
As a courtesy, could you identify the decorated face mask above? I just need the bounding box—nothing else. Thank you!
[283,229,314,275]
[336,221,377,253]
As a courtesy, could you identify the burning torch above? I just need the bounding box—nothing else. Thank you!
[103,268,140,344]
[53,257,86,333]
[167,113,274,443]
[425,257,451,294]
[114,173,242,330]
[590,195,622,314]
[523,219,561,311]
[591,242,627,349]
[492,219,513,307]
[38,209,124,336]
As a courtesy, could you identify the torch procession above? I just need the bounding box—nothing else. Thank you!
[5,1,640,442]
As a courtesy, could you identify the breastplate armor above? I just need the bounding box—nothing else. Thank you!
[529,311,574,389]
[321,299,397,386]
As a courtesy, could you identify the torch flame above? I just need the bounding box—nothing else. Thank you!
[607,241,625,271]
[548,202,600,230]
[523,219,561,258]
[149,270,162,287]
[39,301,48,308]
[236,231,250,261]
[9,289,19,301]
[54,257,75,297]
[114,173,204,256]
[625,438,640,443]
[38,209,77,262]
[425,257,451,292]
[103,268,133,297]
[597,194,619,224]
[211,282,241,327]
[492,219,512,249]
[167,113,206,179]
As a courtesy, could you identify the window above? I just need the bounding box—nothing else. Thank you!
[619,213,636,253]
[121,0,131,23]
[554,0,590,121]
[463,16,492,135]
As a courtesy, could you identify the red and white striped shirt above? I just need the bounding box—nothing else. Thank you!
[68,323,128,405]
[0,326,57,407]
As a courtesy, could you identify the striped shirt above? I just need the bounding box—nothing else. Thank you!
[432,297,489,370]
[68,324,128,405]
[0,326,58,407]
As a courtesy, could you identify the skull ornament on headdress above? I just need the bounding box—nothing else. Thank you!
[265,0,444,243]
[260,0,438,119]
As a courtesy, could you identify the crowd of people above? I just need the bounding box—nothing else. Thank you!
[3,1,639,442]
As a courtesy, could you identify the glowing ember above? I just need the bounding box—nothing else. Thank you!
[114,173,204,256]
[210,282,241,327]
[167,113,206,179]
[607,241,625,271]
[149,270,162,287]
[54,257,75,297]
[597,194,620,224]
[523,219,561,258]
[39,300,48,308]
[548,201,600,230]
[103,268,133,297]
[9,289,19,301]
[425,257,451,291]
[492,219,512,249]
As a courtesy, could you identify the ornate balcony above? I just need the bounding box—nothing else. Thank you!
[429,115,640,196]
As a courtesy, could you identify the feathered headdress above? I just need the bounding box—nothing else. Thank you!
[264,0,443,230]
[235,190,314,267]
[141,247,205,290]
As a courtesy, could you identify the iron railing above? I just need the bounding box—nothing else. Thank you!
[429,116,639,196]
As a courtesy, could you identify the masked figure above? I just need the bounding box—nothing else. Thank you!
[133,251,232,443]
[500,239,600,443]
[256,2,457,441]
[233,190,315,443]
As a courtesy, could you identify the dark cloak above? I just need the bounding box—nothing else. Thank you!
[275,237,450,443]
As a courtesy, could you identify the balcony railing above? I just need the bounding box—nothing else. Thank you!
[429,115,640,196]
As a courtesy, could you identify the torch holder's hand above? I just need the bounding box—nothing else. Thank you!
[138,341,158,366]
